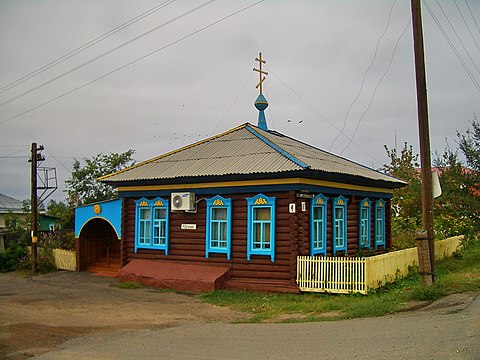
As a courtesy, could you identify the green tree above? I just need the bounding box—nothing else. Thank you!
[65,150,135,207]
[46,199,74,229]
[457,115,480,173]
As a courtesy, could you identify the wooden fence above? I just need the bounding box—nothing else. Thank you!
[53,249,76,271]
[297,235,463,294]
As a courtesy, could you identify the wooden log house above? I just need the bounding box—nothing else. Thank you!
[75,54,406,292]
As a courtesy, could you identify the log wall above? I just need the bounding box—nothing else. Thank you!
[121,190,391,291]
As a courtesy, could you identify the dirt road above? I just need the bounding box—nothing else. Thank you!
[0,271,247,359]
[1,271,479,359]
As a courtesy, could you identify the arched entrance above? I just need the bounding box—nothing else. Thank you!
[78,218,120,273]
[75,199,123,274]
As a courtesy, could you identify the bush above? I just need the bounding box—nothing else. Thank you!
[0,242,28,272]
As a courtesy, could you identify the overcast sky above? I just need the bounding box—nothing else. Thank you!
[1,0,479,204]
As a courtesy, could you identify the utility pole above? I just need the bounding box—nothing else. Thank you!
[30,143,39,272]
[411,0,434,285]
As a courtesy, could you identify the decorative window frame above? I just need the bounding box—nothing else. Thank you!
[359,198,371,249]
[246,193,276,262]
[134,197,169,254]
[333,195,348,256]
[310,193,328,256]
[205,195,232,260]
[375,199,386,249]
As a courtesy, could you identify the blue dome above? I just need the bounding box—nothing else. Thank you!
[254,94,269,111]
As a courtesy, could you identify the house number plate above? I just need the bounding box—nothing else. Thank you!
[181,224,197,230]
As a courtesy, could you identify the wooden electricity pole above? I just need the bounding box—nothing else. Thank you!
[411,0,434,285]
[30,142,39,272]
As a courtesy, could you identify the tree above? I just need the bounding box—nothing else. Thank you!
[457,115,480,172]
[382,143,423,238]
[65,150,135,207]
[46,200,74,229]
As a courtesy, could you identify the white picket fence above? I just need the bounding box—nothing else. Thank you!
[296,236,463,294]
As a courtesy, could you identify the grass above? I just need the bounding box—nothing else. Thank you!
[198,239,480,323]
[115,281,145,289]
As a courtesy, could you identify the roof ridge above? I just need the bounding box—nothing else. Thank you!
[245,124,309,169]
[98,123,251,181]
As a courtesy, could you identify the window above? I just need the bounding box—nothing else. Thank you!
[359,198,371,249]
[134,197,169,253]
[333,195,348,255]
[206,196,232,260]
[375,199,386,249]
[311,194,328,256]
[246,194,275,261]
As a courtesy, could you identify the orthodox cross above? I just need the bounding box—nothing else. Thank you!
[253,52,268,94]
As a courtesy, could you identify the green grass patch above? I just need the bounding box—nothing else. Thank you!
[199,238,480,323]
[115,281,144,290]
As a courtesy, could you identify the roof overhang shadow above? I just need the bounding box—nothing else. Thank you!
[75,198,122,239]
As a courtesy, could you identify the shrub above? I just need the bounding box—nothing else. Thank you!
[0,242,28,272]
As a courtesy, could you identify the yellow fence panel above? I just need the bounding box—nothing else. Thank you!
[53,249,76,271]
[297,236,463,294]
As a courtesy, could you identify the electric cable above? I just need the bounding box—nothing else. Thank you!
[0,0,264,126]
[454,0,480,52]
[340,20,411,156]
[210,72,254,135]
[423,0,480,93]
[0,0,176,94]
[435,0,480,77]
[464,0,480,39]
[329,0,398,152]
[0,0,217,108]
[267,67,383,167]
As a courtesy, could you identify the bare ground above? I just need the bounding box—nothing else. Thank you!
[0,271,248,359]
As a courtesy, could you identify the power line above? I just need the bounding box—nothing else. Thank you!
[464,0,480,39]
[454,0,480,52]
[423,0,480,93]
[435,0,480,77]
[329,0,398,152]
[0,0,176,94]
[266,67,383,166]
[0,0,265,126]
[0,0,217,108]
[340,20,411,156]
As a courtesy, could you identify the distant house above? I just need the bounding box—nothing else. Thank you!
[0,193,61,251]
[74,54,406,292]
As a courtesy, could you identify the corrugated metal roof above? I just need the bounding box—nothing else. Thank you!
[0,193,24,213]
[100,123,405,186]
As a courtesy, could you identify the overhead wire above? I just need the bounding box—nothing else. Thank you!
[210,72,254,136]
[0,0,265,126]
[266,67,383,166]
[340,20,411,156]
[329,0,398,152]
[0,0,217,108]
[0,0,176,94]
[454,0,480,52]
[435,0,480,77]
[464,0,480,39]
[422,0,480,93]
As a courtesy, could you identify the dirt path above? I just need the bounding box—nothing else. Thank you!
[0,271,247,359]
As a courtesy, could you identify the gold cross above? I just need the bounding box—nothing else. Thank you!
[253,52,268,94]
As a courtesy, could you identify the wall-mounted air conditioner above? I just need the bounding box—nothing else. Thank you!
[171,192,196,211]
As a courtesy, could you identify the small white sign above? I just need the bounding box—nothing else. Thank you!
[301,201,306,212]
[181,224,197,230]
[289,203,296,213]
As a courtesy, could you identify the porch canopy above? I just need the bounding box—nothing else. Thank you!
[75,198,122,239]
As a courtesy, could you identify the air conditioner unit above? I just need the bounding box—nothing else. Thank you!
[171,192,196,211]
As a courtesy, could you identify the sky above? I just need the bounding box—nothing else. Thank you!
[0,0,479,204]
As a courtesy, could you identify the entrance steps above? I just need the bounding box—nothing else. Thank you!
[118,259,230,292]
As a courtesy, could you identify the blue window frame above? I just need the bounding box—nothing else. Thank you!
[359,198,371,249]
[333,195,348,256]
[206,196,232,260]
[134,197,169,253]
[311,194,328,256]
[375,199,386,249]
[246,194,275,262]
